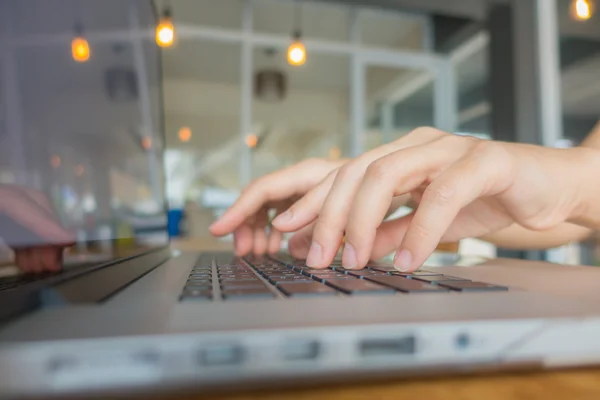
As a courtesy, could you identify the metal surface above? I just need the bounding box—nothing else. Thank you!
[2,253,600,397]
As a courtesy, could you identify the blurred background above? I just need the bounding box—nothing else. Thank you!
[0,0,599,265]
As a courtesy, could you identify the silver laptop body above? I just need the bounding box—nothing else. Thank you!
[2,251,600,398]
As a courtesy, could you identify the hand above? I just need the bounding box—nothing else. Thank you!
[270,128,593,272]
[0,185,75,273]
[209,159,344,257]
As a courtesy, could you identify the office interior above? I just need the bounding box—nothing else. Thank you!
[0,0,599,266]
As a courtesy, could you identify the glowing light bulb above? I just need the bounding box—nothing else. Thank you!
[141,137,152,150]
[571,0,594,20]
[156,10,175,48]
[245,134,258,148]
[287,40,306,66]
[71,36,90,62]
[178,127,192,142]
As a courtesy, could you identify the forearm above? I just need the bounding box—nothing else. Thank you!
[480,223,592,250]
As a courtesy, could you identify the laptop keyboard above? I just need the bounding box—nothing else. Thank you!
[179,253,509,302]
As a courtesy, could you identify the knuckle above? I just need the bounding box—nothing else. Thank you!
[408,126,445,140]
[336,162,360,181]
[365,159,391,180]
[425,183,455,206]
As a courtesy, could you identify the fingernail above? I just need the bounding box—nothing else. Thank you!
[394,249,412,272]
[342,243,358,269]
[273,210,293,225]
[306,241,323,267]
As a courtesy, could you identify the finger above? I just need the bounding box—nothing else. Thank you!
[267,209,284,254]
[233,224,254,256]
[25,249,44,273]
[287,224,315,260]
[307,130,444,268]
[397,156,507,272]
[272,170,338,232]
[209,160,340,236]
[267,227,283,254]
[343,137,466,270]
[41,247,62,272]
[253,208,269,255]
[14,250,30,273]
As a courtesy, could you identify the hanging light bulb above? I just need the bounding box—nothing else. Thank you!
[571,0,594,21]
[287,32,306,67]
[71,23,90,62]
[156,7,175,48]
[287,1,306,67]
[178,126,192,142]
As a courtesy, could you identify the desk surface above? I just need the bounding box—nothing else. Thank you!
[156,369,600,400]
[162,238,600,399]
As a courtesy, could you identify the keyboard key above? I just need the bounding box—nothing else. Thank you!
[346,269,389,279]
[260,271,296,276]
[411,275,469,283]
[187,278,212,285]
[270,276,314,283]
[221,283,268,290]
[330,267,349,273]
[182,288,212,297]
[325,279,396,295]
[218,274,256,279]
[278,282,338,297]
[312,274,354,282]
[222,288,274,300]
[192,267,212,273]
[388,270,444,277]
[219,277,262,283]
[185,283,213,290]
[439,281,508,292]
[190,273,212,278]
[365,276,448,293]
[306,271,347,278]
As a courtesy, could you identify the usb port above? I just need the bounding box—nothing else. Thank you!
[359,336,416,357]
[282,340,320,361]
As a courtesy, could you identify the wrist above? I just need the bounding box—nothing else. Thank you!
[567,147,600,229]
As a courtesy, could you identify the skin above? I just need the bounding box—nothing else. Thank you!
[479,120,600,248]
[210,125,600,272]
[0,185,74,273]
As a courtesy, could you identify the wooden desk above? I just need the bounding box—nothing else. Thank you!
[160,238,600,399]
[151,368,600,400]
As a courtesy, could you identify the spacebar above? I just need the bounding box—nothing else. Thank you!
[365,276,448,293]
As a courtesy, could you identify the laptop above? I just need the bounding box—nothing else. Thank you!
[3,0,600,398]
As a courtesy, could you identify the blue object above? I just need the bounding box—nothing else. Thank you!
[167,209,183,237]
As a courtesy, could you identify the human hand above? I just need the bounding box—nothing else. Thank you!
[209,159,344,257]
[0,185,75,273]
[269,128,594,272]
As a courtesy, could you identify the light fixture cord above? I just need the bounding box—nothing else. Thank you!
[293,0,303,38]
[73,0,83,34]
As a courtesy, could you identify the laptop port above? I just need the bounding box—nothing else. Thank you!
[199,344,244,366]
[359,336,416,357]
[282,340,320,361]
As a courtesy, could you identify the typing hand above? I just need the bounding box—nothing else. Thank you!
[209,159,344,257]
[0,185,75,273]
[268,128,593,272]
